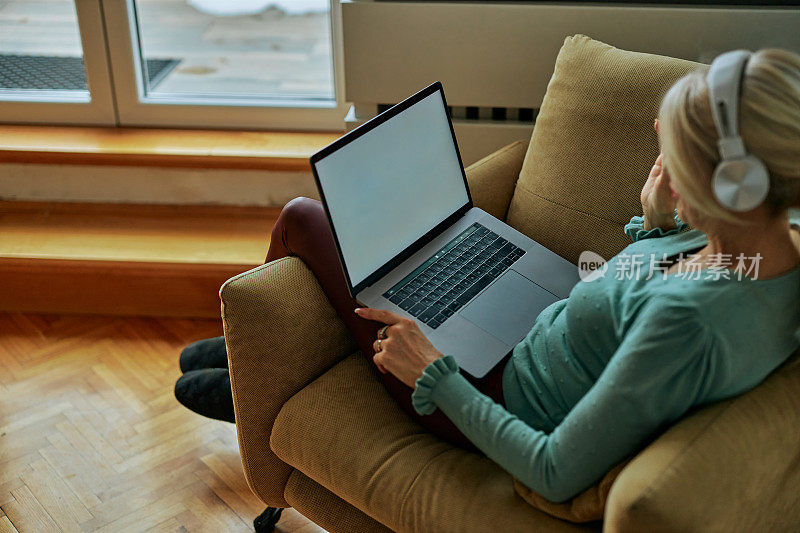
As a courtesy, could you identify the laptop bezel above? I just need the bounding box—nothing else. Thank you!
[309,81,473,298]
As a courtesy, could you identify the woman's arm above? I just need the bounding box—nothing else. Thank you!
[413,297,713,502]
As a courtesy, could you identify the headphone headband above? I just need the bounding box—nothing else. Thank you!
[708,50,750,159]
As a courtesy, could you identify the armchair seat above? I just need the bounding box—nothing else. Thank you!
[271,354,591,532]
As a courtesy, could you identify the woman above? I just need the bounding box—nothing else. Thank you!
[178,49,800,503]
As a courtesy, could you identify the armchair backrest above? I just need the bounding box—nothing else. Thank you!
[505,35,699,264]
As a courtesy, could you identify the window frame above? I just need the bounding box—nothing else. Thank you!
[100,0,347,131]
[0,0,116,126]
[0,0,347,131]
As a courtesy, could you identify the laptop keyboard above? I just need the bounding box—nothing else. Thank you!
[382,223,525,329]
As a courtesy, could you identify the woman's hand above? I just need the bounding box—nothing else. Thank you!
[355,307,444,388]
[641,120,677,231]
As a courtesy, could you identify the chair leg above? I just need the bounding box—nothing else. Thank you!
[253,507,284,533]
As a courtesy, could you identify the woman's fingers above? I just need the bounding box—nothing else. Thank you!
[656,159,673,194]
[653,166,677,214]
[372,352,388,374]
[642,153,664,206]
[650,153,664,178]
[658,166,671,189]
[355,307,404,325]
[372,340,389,373]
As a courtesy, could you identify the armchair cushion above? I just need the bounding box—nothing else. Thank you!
[506,34,700,264]
[271,353,594,533]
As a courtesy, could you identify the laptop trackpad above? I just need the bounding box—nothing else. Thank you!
[459,269,559,346]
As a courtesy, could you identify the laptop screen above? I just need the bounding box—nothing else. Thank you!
[313,86,470,292]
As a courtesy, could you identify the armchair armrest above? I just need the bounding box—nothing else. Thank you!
[220,256,357,507]
[465,140,528,220]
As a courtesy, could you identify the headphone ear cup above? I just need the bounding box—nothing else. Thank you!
[712,156,770,212]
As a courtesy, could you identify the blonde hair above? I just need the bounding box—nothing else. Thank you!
[658,49,800,224]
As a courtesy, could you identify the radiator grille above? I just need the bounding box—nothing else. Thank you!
[376,103,537,124]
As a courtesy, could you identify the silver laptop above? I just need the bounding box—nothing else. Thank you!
[310,82,580,378]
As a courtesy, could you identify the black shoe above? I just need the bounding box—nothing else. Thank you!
[254,507,283,533]
[174,368,235,423]
[179,336,228,373]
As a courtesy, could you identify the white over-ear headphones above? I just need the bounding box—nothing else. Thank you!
[708,50,770,212]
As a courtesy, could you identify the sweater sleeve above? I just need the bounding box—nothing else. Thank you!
[624,211,689,243]
[411,296,713,502]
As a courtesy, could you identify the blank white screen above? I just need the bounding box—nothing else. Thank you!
[315,91,469,288]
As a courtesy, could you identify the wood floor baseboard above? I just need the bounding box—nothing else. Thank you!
[0,201,277,318]
[0,258,257,318]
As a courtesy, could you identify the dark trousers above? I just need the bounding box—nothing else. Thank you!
[266,197,509,452]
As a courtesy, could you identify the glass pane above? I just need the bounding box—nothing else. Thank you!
[0,0,89,98]
[133,0,335,104]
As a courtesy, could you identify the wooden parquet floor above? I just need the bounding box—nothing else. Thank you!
[0,313,325,533]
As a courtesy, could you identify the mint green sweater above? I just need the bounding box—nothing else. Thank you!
[411,213,800,502]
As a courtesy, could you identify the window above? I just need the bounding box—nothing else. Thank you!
[0,1,115,124]
[0,0,346,130]
[134,0,335,103]
[0,1,87,98]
